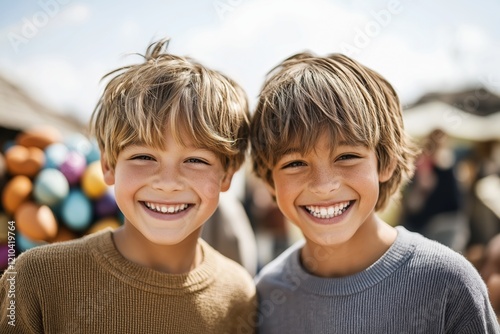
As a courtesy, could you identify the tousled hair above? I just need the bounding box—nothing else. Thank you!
[90,38,249,171]
[250,52,418,210]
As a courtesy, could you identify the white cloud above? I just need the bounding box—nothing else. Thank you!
[182,0,368,105]
[2,0,499,122]
[59,3,91,24]
[182,0,500,105]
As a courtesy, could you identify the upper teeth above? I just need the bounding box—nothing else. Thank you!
[305,201,350,219]
[145,202,188,214]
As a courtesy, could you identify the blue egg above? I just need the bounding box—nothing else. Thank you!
[64,133,92,157]
[44,143,69,169]
[61,189,93,232]
[34,168,69,206]
[16,232,46,251]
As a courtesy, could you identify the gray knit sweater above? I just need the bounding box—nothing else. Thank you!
[255,226,499,333]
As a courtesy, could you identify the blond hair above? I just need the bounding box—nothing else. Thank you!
[91,38,249,171]
[251,52,418,210]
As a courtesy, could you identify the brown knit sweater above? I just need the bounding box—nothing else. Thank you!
[0,230,256,333]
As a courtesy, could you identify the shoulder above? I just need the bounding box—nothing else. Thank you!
[398,227,489,304]
[9,231,110,279]
[401,227,481,280]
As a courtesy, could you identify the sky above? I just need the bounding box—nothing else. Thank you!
[1,0,500,125]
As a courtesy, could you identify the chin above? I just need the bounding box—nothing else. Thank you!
[309,230,355,247]
[143,232,189,246]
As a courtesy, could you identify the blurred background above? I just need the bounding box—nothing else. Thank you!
[1,0,500,310]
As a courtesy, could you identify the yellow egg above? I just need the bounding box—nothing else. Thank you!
[15,202,58,242]
[81,161,108,199]
[2,175,33,214]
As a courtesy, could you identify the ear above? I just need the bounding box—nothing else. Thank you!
[379,160,396,183]
[264,179,276,197]
[220,169,235,192]
[100,157,116,186]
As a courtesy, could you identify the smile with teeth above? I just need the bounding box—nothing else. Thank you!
[144,202,189,214]
[305,201,351,219]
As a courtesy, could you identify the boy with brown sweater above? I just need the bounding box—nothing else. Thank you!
[0,39,256,333]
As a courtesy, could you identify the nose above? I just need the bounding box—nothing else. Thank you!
[152,164,185,192]
[309,167,340,195]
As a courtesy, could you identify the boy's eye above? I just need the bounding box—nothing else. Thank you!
[185,158,209,165]
[282,160,306,169]
[132,155,155,161]
[337,154,359,161]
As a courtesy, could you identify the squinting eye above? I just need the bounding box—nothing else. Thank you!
[185,158,209,164]
[337,154,358,161]
[283,161,305,169]
[133,155,154,161]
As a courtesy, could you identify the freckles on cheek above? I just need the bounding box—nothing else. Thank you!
[199,175,222,200]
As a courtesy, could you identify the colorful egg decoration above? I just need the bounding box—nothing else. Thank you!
[2,175,32,214]
[15,201,58,241]
[33,168,69,206]
[44,143,69,169]
[81,160,108,199]
[61,189,92,232]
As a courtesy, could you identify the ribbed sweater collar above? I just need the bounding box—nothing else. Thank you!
[287,226,415,296]
[87,229,218,295]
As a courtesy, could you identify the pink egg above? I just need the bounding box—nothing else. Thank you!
[0,243,9,270]
[59,151,87,185]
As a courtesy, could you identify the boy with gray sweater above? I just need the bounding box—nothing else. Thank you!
[250,52,499,333]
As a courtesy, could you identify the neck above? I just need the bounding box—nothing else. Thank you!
[112,224,203,274]
[301,216,397,278]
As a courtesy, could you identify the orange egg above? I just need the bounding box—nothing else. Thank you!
[5,145,45,177]
[52,226,77,243]
[1,175,33,214]
[16,126,63,150]
[86,217,121,235]
[15,202,58,242]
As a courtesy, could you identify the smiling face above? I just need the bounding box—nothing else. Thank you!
[269,132,392,248]
[102,130,233,246]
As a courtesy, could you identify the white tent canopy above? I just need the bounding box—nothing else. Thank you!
[0,74,85,136]
[403,101,500,141]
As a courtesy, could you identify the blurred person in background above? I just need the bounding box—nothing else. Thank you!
[400,129,469,252]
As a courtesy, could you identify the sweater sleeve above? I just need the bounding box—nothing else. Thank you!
[0,252,43,334]
[443,254,500,334]
[455,293,500,334]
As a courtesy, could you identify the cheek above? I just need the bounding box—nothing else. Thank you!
[196,172,224,200]
[273,176,298,203]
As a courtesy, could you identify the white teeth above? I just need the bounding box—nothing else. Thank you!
[145,202,189,214]
[305,201,351,219]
